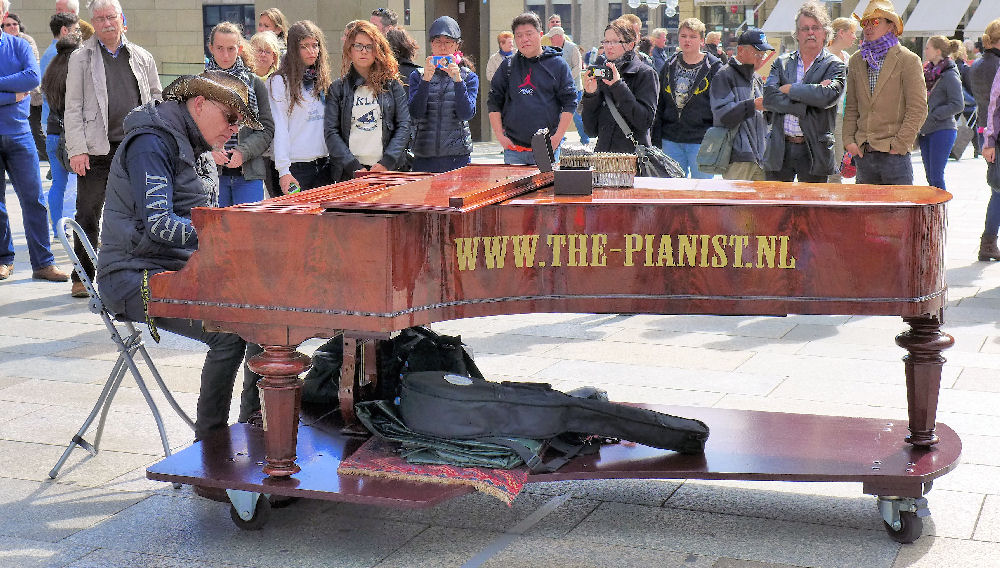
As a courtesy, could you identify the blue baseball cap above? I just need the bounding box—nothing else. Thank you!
[737,27,774,52]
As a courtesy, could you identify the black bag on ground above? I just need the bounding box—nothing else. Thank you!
[398,371,709,454]
[300,327,482,406]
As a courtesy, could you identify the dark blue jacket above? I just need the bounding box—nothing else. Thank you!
[97,100,217,314]
[652,52,721,144]
[487,47,577,147]
[407,66,478,158]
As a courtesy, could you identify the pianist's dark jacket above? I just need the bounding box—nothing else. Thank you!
[96,100,216,315]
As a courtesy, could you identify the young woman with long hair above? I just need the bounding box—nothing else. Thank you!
[40,35,81,236]
[269,20,333,192]
[407,16,478,173]
[205,21,275,206]
[325,20,411,181]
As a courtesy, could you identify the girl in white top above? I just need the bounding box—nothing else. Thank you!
[268,20,332,193]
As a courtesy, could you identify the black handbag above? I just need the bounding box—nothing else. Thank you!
[605,100,684,178]
[989,159,1000,190]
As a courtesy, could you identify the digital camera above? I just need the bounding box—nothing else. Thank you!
[588,65,609,78]
[432,55,453,68]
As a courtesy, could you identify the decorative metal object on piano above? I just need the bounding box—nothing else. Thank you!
[559,147,637,188]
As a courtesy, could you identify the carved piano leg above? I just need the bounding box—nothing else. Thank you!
[895,315,954,447]
[248,346,310,477]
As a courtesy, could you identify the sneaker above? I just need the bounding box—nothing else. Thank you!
[31,265,69,282]
[0,264,12,280]
[71,281,89,298]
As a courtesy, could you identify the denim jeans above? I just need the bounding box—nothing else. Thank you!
[918,128,958,190]
[289,157,333,190]
[0,130,56,270]
[218,175,264,207]
[662,139,712,179]
[572,90,589,145]
[855,148,913,185]
[985,189,1000,237]
[45,134,73,234]
[503,146,562,166]
[764,141,827,183]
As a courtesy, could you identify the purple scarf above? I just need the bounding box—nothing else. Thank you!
[923,59,949,95]
[859,33,899,71]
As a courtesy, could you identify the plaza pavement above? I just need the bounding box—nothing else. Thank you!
[2,139,1000,567]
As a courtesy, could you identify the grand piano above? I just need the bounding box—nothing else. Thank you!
[145,166,959,540]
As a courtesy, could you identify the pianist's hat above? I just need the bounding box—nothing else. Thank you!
[854,0,904,37]
[162,71,263,131]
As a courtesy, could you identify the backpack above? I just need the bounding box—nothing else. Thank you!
[301,327,482,406]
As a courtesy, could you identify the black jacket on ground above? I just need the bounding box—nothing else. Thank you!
[652,51,721,144]
[580,51,658,152]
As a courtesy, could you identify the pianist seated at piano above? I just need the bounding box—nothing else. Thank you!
[96,71,264,441]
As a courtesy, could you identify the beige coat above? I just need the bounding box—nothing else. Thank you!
[843,43,927,155]
[64,34,161,158]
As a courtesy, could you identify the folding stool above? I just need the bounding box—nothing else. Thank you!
[49,217,194,479]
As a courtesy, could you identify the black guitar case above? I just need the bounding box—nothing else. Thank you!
[398,371,709,454]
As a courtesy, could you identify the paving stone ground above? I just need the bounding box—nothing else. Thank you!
[2,139,999,567]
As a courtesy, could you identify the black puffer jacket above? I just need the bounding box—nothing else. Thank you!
[97,100,216,310]
[324,67,411,181]
[581,51,659,152]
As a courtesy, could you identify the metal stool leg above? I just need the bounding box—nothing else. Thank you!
[49,217,195,480]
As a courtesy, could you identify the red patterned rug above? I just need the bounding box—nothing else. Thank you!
[338,437,529,505]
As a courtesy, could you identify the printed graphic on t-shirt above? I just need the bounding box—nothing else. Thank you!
[350,86,384,166]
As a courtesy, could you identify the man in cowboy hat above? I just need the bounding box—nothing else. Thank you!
[96,71,264,444]
[842,0,926,185]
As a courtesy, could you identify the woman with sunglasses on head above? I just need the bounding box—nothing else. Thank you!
[269,20,333,193]
[406,16,478,173]
[581,19,658,153]
[205,22,275,207]
[325,20,411,182]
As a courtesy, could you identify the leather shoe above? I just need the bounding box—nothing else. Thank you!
[0,264,11,280]
[71,281,89,298]
[31,265,69,282]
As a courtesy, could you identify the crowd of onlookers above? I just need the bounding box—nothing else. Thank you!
[7,0,1000,300]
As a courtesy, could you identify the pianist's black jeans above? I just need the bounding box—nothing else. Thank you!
[101,270,262,441]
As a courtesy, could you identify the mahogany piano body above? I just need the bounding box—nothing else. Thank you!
[146,166,959,526]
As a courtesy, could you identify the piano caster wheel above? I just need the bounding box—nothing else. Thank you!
[228,490,271,530]
[883,511,923,544]
[878,496,929,544]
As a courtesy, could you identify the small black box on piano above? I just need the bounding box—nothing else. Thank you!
[553,168,594,196]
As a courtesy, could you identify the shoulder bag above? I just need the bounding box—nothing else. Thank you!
[604,100,684,178]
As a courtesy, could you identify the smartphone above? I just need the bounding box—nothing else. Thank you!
[432,55,453,68]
